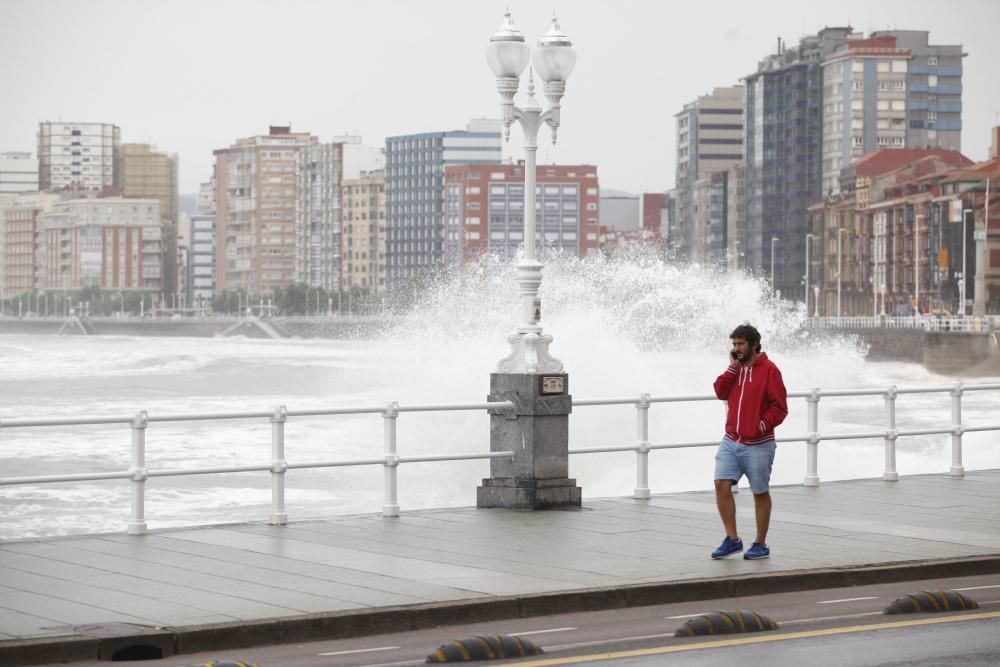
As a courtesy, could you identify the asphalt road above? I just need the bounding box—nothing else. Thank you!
[38,573,1000,667]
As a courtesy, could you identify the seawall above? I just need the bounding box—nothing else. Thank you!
[822,327,1000,376]
[0,316,388,340]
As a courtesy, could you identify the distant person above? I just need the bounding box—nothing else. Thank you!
[710,324,787,560]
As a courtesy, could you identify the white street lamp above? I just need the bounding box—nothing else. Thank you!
[961,208,971,317]
[805,233,814,319]
[488,11,576,373]
[480,12,582,511]
[837,228,847,319]
[770,237,779,288]
[915,213,924,316]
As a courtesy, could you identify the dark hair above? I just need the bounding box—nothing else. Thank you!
[730,323,762,352]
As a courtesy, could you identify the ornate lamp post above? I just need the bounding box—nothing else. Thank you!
[479,12,581,509]
[486,10,576,374]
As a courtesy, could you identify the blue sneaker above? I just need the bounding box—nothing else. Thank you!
[744,542,770,560]
[711,536,744,559]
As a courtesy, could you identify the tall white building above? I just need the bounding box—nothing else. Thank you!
[0,153,39,194]
[37,122,121,192]
[295,143,343,291]
[331,136,386,181]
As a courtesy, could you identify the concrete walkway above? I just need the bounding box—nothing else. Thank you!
[2,470,999,663]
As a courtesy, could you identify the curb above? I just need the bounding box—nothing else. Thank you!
[2,554,997,665]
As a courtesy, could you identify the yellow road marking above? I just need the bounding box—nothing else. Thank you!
[500,610,1000,666]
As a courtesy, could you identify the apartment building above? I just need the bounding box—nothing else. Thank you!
[189,180,216,307]
[744,28,851,296]
[443,163,600,263]
[820,32,964,196]
[671,86,744,262]
[213,125,318,295]
[37,122,121,192]
[35,197,164,293]
[0,152,39,194]
[341,170,386,290]
[295,142,343,291]
[385,119,502,286]
[121,143,178,295]
[0,193,62,298]
[808,149,971,316]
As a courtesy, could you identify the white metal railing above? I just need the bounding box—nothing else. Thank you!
[1,383,999,535]
[807,315,1000,332]
[0,401,516,535]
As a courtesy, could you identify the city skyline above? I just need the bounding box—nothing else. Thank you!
[1,0,998,195]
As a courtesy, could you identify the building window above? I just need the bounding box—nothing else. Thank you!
[928,74,938,87]
[892,60,907,73]
[928,56,939,66]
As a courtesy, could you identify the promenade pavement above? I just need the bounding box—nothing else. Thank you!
[1,470,999,663]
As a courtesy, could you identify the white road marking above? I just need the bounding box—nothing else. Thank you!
[954,584,1000,592]
[780,611,884,625]
[318,645,399,656]
[511,626,578,636]
[666,612,709,619]
[816,596,880,604]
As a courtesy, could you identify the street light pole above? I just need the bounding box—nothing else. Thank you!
[488,11,576,374]
[770,236,779,290]
[915,213,923,316]
[961,208,971,316]
[481,11,581,510]
[805,233,814,319]
[837,228,847,319]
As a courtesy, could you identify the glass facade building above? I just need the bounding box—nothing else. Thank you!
[384,119,501,286]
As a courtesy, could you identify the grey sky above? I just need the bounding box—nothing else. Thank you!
[2,0,998,195]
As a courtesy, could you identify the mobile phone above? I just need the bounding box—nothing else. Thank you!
[730,350,739,361]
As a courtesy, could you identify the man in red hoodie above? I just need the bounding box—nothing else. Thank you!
[710,324,787,560]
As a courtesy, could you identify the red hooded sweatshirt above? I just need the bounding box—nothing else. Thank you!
[713,351,788,445]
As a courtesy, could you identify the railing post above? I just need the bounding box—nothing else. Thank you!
[634,393,651,499]
[883,386,898,481]
[805,389,820,487]
[950,382,965,477]
[382,401,400,517]
[128,411,148,535]
[269,405,288,525]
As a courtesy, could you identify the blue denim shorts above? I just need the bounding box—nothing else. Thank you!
[714,436,776,494]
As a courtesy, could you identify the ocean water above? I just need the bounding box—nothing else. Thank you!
[2,253,998,539]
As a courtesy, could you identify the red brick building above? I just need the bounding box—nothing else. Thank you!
[443,163,600,264]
